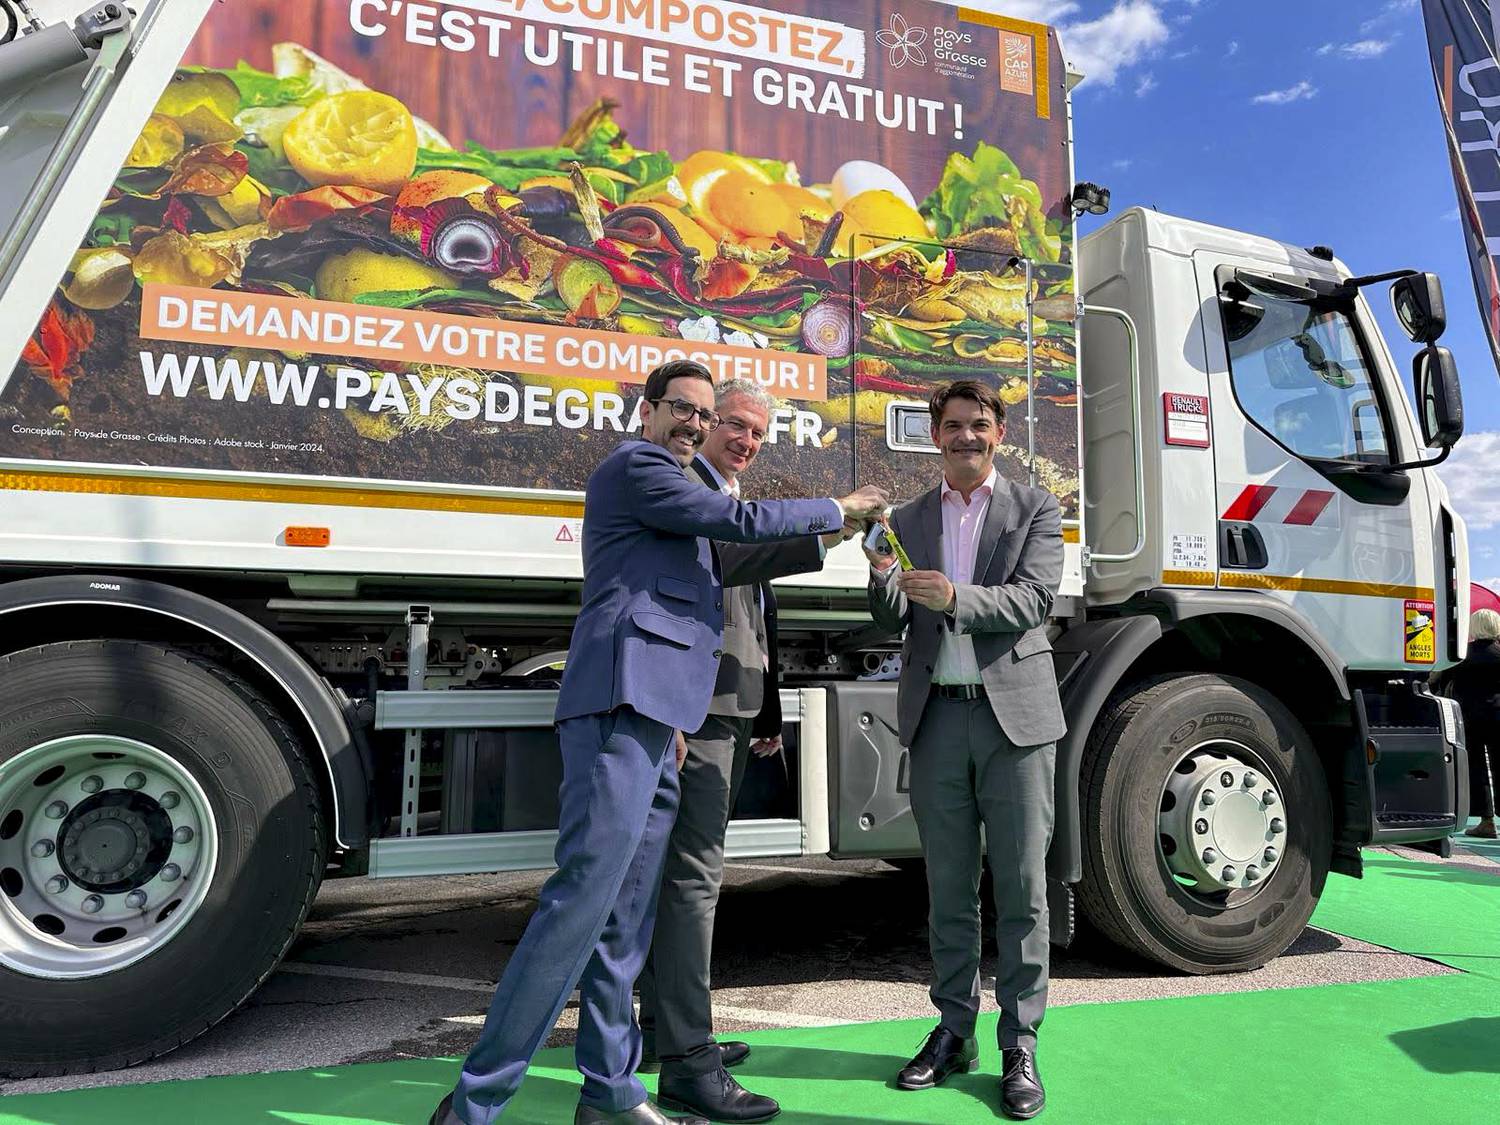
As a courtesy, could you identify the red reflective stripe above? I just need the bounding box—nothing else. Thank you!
[1222,484,1277,521]
[1283,490,1334,526]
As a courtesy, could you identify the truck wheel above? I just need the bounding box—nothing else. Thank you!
[1077,674,1331,973]
[0,641,325,1076]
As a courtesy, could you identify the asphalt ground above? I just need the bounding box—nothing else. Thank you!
[4,843,1487,1098]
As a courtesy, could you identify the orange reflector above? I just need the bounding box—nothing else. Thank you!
[284,526,330,547]
[1366,739,1379,765]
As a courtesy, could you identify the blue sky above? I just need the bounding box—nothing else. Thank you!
[1005,0,1500,587]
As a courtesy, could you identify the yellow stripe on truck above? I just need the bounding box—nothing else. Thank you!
[0,470,585,518]
[1219,571,1435,601]
[1160,567,1435,600]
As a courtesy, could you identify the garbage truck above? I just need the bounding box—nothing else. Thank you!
[0,0,1472,1076]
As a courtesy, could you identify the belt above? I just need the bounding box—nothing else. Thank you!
[932,683,985,700]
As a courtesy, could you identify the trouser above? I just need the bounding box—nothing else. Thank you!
[1469,735,1497,819]
[450,707,680,1123]
[637,713,754,1076]
[909,694,1055,1050]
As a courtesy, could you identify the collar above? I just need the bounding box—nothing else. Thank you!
[941,465,998,505]
[693,453,738,497]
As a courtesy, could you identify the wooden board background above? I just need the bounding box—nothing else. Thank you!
[183,0,1072,229]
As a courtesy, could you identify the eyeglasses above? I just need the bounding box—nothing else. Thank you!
[650,397,722,430]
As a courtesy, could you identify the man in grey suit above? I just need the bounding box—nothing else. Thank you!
[637,379,853,1123]
[866,379,1065,1121]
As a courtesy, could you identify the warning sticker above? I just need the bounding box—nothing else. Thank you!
[1404,599,1436,664]
[1170,533,1211,571]
[556,521,583,544]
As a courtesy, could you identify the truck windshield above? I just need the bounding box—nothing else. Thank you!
[1223,296,1391,465]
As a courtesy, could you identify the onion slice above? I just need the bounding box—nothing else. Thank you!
[802,297,857,356]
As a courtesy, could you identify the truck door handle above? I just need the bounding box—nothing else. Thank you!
[1220,521,1267,569]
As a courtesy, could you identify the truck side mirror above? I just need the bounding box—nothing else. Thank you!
[1391,273,1446,343]
[1414,344,1463,448]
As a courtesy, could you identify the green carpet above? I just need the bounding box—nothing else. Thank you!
[4,848,1498,1125]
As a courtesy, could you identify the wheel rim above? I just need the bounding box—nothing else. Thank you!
[0,735,219,978]
[1157,739,1287,902]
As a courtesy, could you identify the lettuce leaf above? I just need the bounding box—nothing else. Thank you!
[921,142,1044,241]
[218,62,321,110]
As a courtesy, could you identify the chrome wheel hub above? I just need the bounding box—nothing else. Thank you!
[1159,743,1287,894]
[0,736,218,978]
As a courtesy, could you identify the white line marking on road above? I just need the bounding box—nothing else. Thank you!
[279,961,497,993]
[712,1004,845,1028]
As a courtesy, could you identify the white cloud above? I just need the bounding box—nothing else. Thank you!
[1058,0,1172,86]
[1319,38,1394,60]
[1444,206,1461,221]
[1226,40,1240,57]
[1112,157,1135,170]
[1252,80,1318,105]
[990,1,1081,21]
[1362,0,1418,36]
[1136,72,1158,96]
[1439,431,1500,531]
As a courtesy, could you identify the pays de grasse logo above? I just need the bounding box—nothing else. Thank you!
[876,13,927,68]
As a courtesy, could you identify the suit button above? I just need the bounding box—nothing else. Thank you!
[715,602,723,611]
[925,665,933,673]
[713,649,723,658]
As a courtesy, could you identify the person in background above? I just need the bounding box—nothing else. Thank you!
[430,360,888,1125]
[1434,608,1500,840]
[637,377,856,1124]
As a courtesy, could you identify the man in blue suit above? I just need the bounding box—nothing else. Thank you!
[432,360,889,1125]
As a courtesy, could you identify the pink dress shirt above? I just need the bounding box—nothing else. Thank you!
[932,467,996,685]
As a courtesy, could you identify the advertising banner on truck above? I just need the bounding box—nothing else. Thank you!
[1,0,1079,513]
[1423,0,1500,377]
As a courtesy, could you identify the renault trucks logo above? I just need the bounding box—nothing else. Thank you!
[876,14,927,68]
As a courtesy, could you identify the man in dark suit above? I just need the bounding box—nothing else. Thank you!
[432,361,888,1125]
[866,379,1065,1121]
[636,378,854,1123]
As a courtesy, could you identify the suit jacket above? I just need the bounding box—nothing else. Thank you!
[556,440,840,733]
[868,473,1067,748]
[687,456,824,736]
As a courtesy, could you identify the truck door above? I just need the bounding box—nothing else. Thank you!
[1195,255,1437,671]
[1195,254,1462,837]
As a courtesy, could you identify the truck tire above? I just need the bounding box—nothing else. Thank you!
[1076,674,1331,973]
[0,641,325,1076]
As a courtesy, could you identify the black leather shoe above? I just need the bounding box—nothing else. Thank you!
[428,1092,464,1125]
[896,1025,978,1090]
[658,1066,780,1123]
[641,1041,750,1074]
[999,1048,1045,1119]
[575,1100,709,1124]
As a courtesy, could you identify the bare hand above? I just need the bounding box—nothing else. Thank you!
[675,730,688,769]
[897,568,955,611]
[837,484,890,522]
[751,734,783,758]
[822,519,863,549]
[863,516,898,571]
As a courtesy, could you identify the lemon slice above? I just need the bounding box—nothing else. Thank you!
[283,91,418,195]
